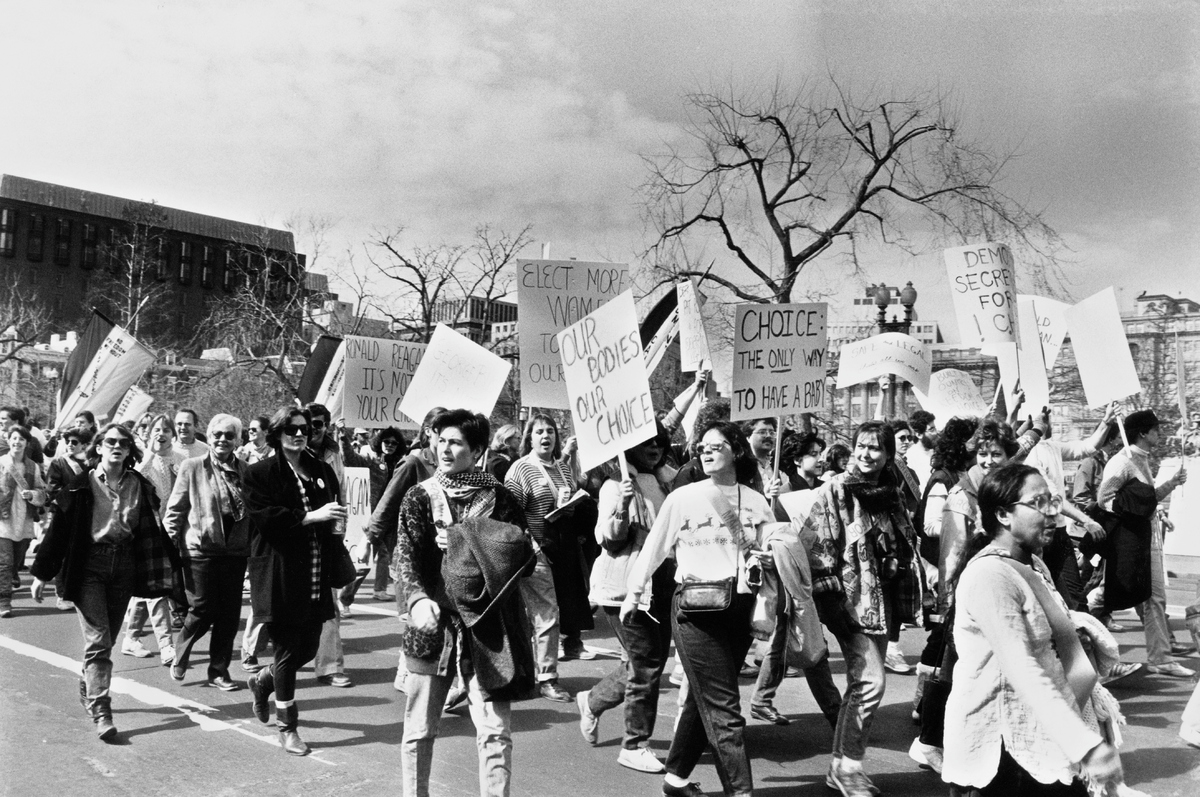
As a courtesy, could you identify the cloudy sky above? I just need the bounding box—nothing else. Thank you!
[3,0,1197,341]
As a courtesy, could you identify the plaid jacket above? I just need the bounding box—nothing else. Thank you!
[31,469,179,602]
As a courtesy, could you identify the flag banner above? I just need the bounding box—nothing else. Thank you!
[112,385,154,425]
[298,335,344,404]
[55,322,156,430]
[731,303,828,421]
[517,258,630,408]
[58,310,114,411]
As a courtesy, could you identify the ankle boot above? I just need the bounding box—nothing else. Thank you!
[248,670,273,724]
[91,700,117,741]
[276,704,309,756]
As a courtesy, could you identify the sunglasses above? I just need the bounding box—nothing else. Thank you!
[102,437,132,450]
[896,434,913,443]
[66,439,83,447]
[210,430,238,440]
[310,419,326,430]
[699,442,730,454]
[283,424,310,437]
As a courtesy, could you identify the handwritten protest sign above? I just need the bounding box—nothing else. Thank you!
[518,258,630,408]
[944,242,1019,348]
[1064,287,1141,407]
[730,303,828,421]
[1024,294,1070,370]
[912,369,989,420]
[1015,296,1051,412]
[677,279,712,371]
[557,291,655,471]
[341,335,426,430]
[835,333,930,394]
[398,324,512,423]
[342,466,370,549]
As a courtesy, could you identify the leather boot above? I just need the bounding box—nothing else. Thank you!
[248,670,273,724]
[276,703,309,756]
[92,700,117,741]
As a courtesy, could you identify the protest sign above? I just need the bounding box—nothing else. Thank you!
[1064,287,1141,407]
[912,369,989,420]
[557,291,655,471]
[1024,294,1070,370]
[1160,457,1200,557]
[944,242,1019,348]
[677,279,712,371]
[113,386,153,425]
[1015,296,1051,412]
[342,466,370,549]
[398,324,512,423]
[341,335,426,430]
[730,303,828,421]
[982,340,1020,418]
[518,258,630,408]
[835,333,931,394]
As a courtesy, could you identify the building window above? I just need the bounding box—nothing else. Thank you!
[54,218,72,266]
[222,250,237,292]
[26,213,44,261]
[0,208,15,257]
[156,239,168,281]
[200,245,214,288]
[178,240,193,284]
[81,223,98,270]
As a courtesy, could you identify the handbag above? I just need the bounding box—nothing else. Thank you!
[918,608,957,747]
[677,578,735,611]
[329,542,358,589]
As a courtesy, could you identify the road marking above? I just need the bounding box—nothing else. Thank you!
[0,633,336,766]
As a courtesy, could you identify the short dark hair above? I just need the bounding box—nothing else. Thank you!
[626,420,672,470]
[1124,409,1159,444]
[740,418,777,438]
[855,420,896,463]
[978,463,1042,539]
[75,410,96,427]
[826,443,851,471]
[174,407,200,426]
[304,402,331,423]
[521,413,562,459]
[147,413,176,438]
[416,406,449,449]
[932,416,979,472]
[266,406,311,451]
[697,420,757,484]
[783,431,825,463]
[92,422,142,470]
[909,410,935,436]
[972,419,1019,459]
[432,409,490,452]
[249,415,271,432]
[371,426,407,454]
[0,406,26,425]
[6,425,31,444]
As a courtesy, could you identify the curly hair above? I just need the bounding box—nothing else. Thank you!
[696,420,757,485]
[931,416,979,472]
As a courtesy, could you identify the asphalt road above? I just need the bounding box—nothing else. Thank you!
[3,577,1200,797]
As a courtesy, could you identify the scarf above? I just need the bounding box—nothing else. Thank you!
[842,466,901,518]
[435,470,499,522]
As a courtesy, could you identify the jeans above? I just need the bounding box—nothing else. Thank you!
[315,590,345,676]
[589,600,672,749]
[819,597,888,762]
[75,541,137,717]
[0,538,17,609]
[124,596,175,650]
[242,609,269,660]
[518,554,559,682]
[751,609,843,727]
[1136,528,1171,665]
[402,671,513,797]
[668,589,755,796]
[173,556,248,679]
[373,541,393,594]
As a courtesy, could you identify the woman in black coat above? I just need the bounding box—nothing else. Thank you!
[243,406,346,756]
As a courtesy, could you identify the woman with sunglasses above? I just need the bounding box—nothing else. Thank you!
[943,463,1123,796]
[30,423,177,741]
[620,420,774,797]
[242,406,346,755]
[0,426,48,617]
[44,428,93,610]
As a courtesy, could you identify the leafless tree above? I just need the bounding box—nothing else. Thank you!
[0,274,55,367]
[642,77,1067,304]
[89,201,174,343]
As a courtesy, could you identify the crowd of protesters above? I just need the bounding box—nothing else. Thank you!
[2,381,1199,797]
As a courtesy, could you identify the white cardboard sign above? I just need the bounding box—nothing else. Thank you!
[1064,287,1141,407]
[944,242,1019,348]
[1015,296,1051,412]
[835,333,931,394]
[677,279,712,371]
[343,466,370,548]
[517,258,630,408]
[341,335,426,430]
[398,324,512,422]
[912,368,989,420]
[1024,294,1070,371]
[556,291,656,471]
[730,303,829,421]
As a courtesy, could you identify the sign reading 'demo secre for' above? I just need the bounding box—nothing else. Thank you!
[557,291,656,472]
[517,258,630,409]
[944,242,1019,348]
[341,335,427,429]
[731,303,828,422]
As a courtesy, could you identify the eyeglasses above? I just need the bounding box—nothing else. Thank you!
[896,434,914,443]
[310,419,326,430]
[210,431,237,440]
[1009,494,1063,516]
[283,424,310,437]
[101,437,132,450]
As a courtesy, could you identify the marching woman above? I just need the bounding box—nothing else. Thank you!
[242,406,347,755]
[0,425,47,616]
[580,422,677,773]
[30,423,176,741]
[620,420,774,797]
[799,421,922,797]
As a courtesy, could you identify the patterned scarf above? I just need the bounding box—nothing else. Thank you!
[435,470,499,521]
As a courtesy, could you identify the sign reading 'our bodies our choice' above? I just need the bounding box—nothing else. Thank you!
[731,303,828,421]
[341,335,426,429]
[945,242,1019,347]
[518,258,630,409]
[557,291,655,471]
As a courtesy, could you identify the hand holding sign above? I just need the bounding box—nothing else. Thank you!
[731,303,829,421]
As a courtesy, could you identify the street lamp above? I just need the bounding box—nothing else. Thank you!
[874,282,919,418]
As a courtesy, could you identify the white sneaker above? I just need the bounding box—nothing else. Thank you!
[885,643,912,675]
[577,689,599,745]
[908,737,944,774]
[617,746,664,773]
[55,597,75,611]
[121,637,153,658]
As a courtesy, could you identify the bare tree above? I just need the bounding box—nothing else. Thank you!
[89,201,174,342]
[642,77,1067,304]
[366,223,532,344]
[0,275,55,367]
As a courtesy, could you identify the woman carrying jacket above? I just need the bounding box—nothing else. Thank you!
[30,423,176,741]
[0,425,47,617]
[243,406,347,756]
[578,423,676,774]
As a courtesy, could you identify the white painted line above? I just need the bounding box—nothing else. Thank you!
[0,632,336,766]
